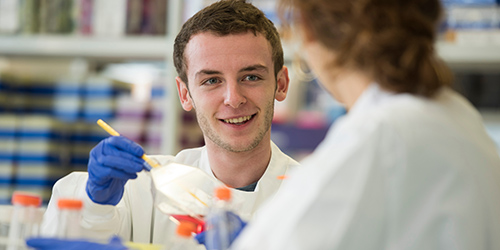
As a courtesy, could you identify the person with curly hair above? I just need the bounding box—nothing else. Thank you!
[230,0,500,249]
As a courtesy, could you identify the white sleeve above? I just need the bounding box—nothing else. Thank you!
[41,172,132,241]
[232,120,397,250]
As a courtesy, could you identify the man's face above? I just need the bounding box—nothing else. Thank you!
[176,32,289,153]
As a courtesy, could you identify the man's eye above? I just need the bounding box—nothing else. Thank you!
[244,75,260,81]
[204,78,219,85]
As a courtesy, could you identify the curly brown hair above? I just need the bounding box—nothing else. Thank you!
[173,0,284,85]
[278,0,452,97]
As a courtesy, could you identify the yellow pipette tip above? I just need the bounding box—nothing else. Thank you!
[96,119,160,169]
[97,119,120,136]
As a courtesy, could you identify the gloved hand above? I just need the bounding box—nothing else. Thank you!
[26,235,128,250]
[195,211,247,249]
[86,136,147,205]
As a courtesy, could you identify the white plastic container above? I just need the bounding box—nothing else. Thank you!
[56,198,83,239]
[0,205,13,250]
[205,186,234,250]
[7,191,42,250]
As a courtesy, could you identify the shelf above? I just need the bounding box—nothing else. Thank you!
[0,35,172,60]
[1,35,499,67]
[436,41,500,71]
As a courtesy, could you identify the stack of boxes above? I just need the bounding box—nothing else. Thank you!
[15,115,68,202]
[69,121,95,172]
[0,114,16,204]
[53,77,83,122]
[0,59,166,204]
[82,76,118,123]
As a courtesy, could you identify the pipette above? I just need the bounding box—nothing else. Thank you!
[97,119,161,170]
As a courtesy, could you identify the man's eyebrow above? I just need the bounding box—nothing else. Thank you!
[239,64,269,73]
[195,69,221,78]
[194,65,269,78]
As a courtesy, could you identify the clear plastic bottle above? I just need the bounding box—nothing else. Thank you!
[0,205,13,250]
[7,191,42,250]
[169,220,197,250]
[56,198,83,239]
[205,186,233,250]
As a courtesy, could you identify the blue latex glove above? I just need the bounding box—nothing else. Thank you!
[195,211,247,249]
[26,235,128,250]
[86,136,147,205]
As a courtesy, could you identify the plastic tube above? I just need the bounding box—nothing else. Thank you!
[205,187,232,250]
[7,191,42,250]
[56,198,83,239]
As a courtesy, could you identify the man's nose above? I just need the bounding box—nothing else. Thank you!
[223,81,246,108]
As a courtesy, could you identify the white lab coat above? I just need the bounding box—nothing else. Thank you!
[232,84,500,250]
[42,141,299,249]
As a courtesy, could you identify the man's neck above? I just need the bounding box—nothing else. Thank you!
[206,140,272,189]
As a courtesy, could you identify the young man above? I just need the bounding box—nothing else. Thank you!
[38,1,298,249]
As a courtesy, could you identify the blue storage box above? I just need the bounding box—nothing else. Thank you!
[84,76,117,98]
[15,162,66,185]
[18,115,63,140]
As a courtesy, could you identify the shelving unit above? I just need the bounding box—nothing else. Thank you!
[0,0,189,157]
[0,0,186,204]
[4,37,499,66]
[0,1,499,157]
[0,35,171,59]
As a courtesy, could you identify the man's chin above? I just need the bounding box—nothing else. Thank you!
[224,144,255,153]
[218,140,260,153]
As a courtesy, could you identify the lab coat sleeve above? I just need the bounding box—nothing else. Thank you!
[41,172,132,241]
[231,117,398,250]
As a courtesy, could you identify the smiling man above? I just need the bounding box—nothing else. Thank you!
[176,31,289,189]
[38,1,299,249]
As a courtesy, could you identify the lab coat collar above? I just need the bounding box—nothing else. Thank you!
[253,141,290,193]
[199,146,212,177]
[197,141,292,220]
[198,141,288,191]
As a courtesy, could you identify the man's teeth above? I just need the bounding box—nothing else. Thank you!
[224,115,252,124]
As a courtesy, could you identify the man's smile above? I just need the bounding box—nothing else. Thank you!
[221,114,256,125]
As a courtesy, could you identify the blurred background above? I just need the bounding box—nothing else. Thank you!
[0,0,499,204]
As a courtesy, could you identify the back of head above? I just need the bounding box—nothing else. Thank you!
[279,0,453,97]
[174,0,284,84]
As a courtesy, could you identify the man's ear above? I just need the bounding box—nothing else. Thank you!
[275,66,290,102]
[176,76,194,111]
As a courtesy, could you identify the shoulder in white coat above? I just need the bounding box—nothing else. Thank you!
[233,84,500,250]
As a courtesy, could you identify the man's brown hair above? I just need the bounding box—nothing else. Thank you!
[174,0,284,85]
